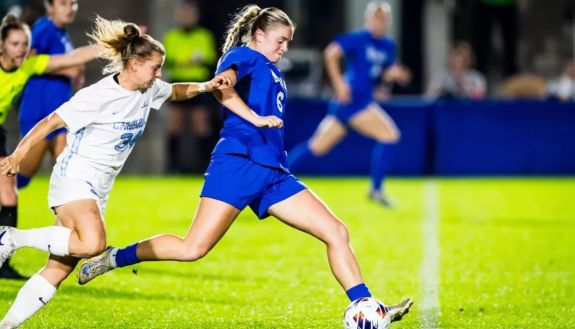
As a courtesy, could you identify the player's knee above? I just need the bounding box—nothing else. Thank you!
[327,221,350,247]
[179,243,210,261]
[0,185,17,203]
[376,129,400,144]
[309,143,330,157]
[78,238,107,258]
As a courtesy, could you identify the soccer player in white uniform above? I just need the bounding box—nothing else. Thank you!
[0,16,228,328]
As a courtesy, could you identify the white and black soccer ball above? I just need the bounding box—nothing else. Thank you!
[343,297,391,329]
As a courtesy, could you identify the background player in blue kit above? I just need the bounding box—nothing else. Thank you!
[18,0,83,190]
[288,1,411,207]
[76,5,413,322]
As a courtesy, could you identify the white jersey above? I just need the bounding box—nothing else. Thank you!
[55,75,172,174]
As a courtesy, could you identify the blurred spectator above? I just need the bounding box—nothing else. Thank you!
[163,0,217,173]
[501,73,547,99]
[472,0,519,77]
[0,0,45,26]
[548,59,575,101]
[426,41,486,100]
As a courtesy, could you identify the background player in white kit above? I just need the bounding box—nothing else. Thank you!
[0,16,228,328]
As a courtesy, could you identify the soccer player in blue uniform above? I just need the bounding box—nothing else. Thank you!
[288,1,411,207]
[18,0,82,190]
[76,5,413,322]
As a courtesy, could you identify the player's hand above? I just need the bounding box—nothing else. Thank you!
[252,115,283,128]
[206,75,232,92]
[0,155,20,177]
[334,80,351,104]
[384,64,412,84]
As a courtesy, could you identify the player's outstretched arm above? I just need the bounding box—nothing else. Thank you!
[170,74,231,101]
[0,113,65,177]
[45,44,101,74]
[211,68,282,128]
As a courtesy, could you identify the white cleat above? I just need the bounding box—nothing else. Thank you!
[388,297,413,323]
[369,191,397,208]
[0,226,16,268]
[77,246,116,285]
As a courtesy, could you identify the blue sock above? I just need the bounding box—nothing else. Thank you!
[17,174,31,189]
[114,243,140,268]
[346,283,372,302]
[370,143,396,192]
[287,142,315,172]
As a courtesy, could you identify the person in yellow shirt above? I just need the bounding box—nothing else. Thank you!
[163,0,217,172]
[0,13,99,279]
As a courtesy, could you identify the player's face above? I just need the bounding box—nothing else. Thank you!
[1,29,30,67]
[256,25,293,63]
[366,8,390,37]
[449,50,468,71]
[175,2,199,29]
[47,0,78,27]
[134,51,164,91]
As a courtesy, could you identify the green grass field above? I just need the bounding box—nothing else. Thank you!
[1,176,574,328]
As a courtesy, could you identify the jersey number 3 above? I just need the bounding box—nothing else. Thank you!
[115,130,143,152]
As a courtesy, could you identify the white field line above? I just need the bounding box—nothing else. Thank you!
[420,180,440,328]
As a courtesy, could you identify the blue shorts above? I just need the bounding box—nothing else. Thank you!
[201,154,307,219]
[328,98,372,124]
[20,118,67,141]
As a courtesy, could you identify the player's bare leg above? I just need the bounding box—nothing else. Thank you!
[78,198,240,284]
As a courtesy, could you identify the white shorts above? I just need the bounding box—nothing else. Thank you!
[48,157,119,215]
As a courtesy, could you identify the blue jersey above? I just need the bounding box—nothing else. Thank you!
[335,29,396,100]
[20,16,74,123]
[214,46,289,171]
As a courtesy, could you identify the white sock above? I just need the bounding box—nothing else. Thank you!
[0,313,19,329]
[11,227,71,256]
[1,274,57,327]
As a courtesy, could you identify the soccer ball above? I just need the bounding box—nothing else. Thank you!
[343,297,391,329]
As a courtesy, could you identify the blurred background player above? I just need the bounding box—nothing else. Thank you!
[163,0,217,173]
[0,16,226,328]
[426,41,486,100]
[76,5,413,322]
[549,58,575,101]
[0,13,98,280]
[288,1,411,207]
[18,0,84,190]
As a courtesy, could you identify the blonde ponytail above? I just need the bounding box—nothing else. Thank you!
[221,5,261,55]
[221,5,295,55]
[88,16,165,74]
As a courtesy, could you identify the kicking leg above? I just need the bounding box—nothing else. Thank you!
[268,189,363,291]
[268,189,412,319]
[78,197,240,284]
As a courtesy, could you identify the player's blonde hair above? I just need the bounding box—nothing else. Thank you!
[221,5,295,54]
[0,14,31,53]
[88,16,165,74]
